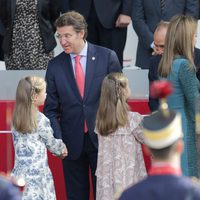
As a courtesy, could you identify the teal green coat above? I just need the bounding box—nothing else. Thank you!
[167,57,200,177]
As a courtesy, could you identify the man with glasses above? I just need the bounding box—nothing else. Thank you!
[44,11,121,200]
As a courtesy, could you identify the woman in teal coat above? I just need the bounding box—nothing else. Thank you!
[158,15,200,177]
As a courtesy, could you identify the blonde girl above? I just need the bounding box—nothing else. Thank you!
[11,76,67,200]
[95,72,147,200]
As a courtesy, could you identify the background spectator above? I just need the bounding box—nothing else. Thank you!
[0,0,60,70]
[59,0,132,66]
[132,0,199,69]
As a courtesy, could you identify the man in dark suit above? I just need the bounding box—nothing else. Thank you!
[44,11,121,200]
[59,0,132,66]
[132,0,199,69]
[148,21,200,112]
[120,102,200,200]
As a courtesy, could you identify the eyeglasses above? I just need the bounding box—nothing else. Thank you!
[154,43,165,49]
[56,33,73,40]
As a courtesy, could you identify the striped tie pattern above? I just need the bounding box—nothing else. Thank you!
[160,0,165,13]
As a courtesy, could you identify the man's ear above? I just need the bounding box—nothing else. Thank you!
[79,30,85,39]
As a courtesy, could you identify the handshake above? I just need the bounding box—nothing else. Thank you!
[57,144,68,159]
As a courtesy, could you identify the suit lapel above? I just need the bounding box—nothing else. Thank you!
[84,43,97,101]
[60,52,82,101]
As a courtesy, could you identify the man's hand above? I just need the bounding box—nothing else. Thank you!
[115,14,131,28]
[152,42,165,55]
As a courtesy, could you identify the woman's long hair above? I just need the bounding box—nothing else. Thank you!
[12,76,46,133]
[158,15,197,77]
[96,73,130,136]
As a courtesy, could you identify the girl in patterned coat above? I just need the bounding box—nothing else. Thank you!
[95,72,147,200]
[11,76,68,200]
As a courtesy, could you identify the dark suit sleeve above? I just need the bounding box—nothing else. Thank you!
[44,60,63,139]
[132,0,153,50]
[185,0,199,19]
[121,0,133,16]
[108,50,123,72]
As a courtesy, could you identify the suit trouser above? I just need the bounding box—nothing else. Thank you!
[86,2,127,67]
[63,133,98,200]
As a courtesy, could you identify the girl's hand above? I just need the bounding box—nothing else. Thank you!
[58,145,68,159]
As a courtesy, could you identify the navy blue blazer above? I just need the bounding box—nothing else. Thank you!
[132,0,199,69]
[148,48,200,112]
[44,43,122,160]
[119,175,200,200]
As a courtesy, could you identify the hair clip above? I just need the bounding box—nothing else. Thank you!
[115,80,121,99]
[31,86,36,103]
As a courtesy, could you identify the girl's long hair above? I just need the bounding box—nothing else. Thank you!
[12,76,46,133]
[96,73,129,136]
[158,15,197,77]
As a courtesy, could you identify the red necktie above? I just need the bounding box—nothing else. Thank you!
[74,55,88,133]
[75,55,85,97]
